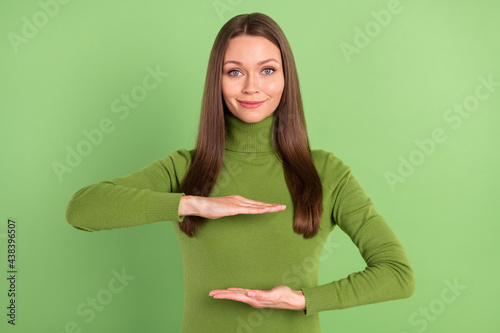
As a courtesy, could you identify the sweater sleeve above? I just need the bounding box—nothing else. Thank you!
[65,149,192,232]
[300,155,415,316]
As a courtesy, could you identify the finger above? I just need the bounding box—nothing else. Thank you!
[248,201,286,208]
[209,289,249,296]
[227,288,250,291]
[232,195,285,207]
[209,289,233,296]
[239,205,286,215]
[237,201,286,209]
[212,292,252,301]
[231,195,270,204]
[212,291,278,308]
[234,203,286,211]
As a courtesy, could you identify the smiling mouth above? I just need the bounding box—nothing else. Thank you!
[237,100,266,108]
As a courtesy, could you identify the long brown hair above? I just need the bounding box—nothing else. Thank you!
[178,12,323,238]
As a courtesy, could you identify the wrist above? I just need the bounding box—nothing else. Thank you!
[179,195,200,217]
[288,290,306,311]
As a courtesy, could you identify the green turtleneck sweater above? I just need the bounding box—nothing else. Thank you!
[65,112,415,332]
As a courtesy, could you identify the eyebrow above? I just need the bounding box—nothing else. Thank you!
[223,58,280,66]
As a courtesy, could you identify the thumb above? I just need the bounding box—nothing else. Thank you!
[247,291,257,298]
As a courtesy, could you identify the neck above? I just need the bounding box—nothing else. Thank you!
[224,112,276,153]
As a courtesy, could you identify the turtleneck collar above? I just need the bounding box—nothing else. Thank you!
[224,112,276,153]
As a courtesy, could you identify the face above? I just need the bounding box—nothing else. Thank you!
[222,35,285,123]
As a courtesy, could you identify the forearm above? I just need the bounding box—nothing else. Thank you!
[299,155,415,316]
[66,182,184,231]
[178,195,202,217]
[65,151,193,232]
[301,248,415,315]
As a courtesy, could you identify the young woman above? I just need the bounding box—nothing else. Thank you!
[66,12,415,332]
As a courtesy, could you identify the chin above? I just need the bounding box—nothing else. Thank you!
[237,113,269,123]
[230,107,275,123]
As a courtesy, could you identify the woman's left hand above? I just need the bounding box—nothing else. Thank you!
[209,286,306,311]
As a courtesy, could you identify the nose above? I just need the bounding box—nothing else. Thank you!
[243,73,259,94]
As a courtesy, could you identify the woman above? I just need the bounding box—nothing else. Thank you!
[66,12,415,332]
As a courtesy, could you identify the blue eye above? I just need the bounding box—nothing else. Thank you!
[228,70,241,76]
[262,67,275,75]
[226,67,276,76]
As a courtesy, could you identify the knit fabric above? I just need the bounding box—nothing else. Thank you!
[65,112,415,332]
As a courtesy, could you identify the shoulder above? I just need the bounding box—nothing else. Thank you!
[167,148,196,163]
[311,148,350,170]
[154,148,195,175]
[311,148,352,182]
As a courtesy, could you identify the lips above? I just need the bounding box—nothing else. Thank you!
[237,100,266,108]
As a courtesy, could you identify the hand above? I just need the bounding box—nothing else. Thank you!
[179,195,286,219]
[209,286,306,311]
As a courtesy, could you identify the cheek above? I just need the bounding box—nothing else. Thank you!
[222,79,239,100]
[266,79,285,98]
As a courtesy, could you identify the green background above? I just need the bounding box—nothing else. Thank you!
[1,0,498,332]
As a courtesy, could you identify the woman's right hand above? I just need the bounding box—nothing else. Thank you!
[178,195,286,219]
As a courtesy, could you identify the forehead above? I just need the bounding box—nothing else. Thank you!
[223,35,281,64]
